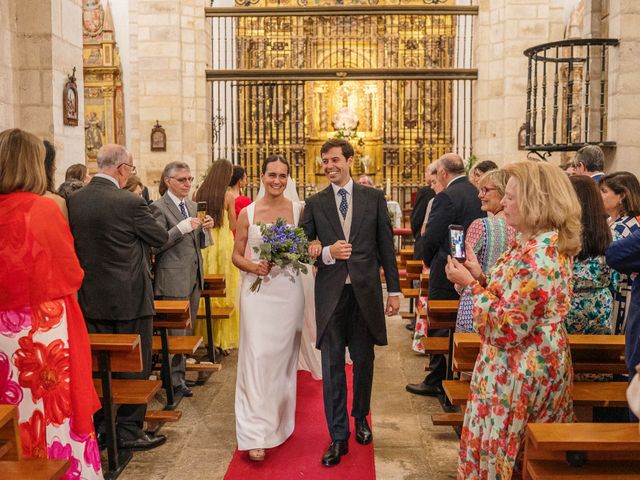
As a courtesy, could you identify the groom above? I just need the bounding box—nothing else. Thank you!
[302,138,401,467]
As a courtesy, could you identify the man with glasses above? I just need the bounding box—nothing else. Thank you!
[68,144,169,451]
[405,153,485,397]
[150,161,213,397]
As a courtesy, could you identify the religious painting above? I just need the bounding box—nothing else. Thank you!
[83,0,104,38]
[151,121,167,152]
[63,69,79,126]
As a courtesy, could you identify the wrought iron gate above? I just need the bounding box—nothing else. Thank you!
[207,4,477,201]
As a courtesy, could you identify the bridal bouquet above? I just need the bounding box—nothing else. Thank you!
[250,218,314,292]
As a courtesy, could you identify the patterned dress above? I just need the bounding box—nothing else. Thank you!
[457,231,575,480]
[610,215,640,334]
[564,256,617,334]
[455,216,517,333]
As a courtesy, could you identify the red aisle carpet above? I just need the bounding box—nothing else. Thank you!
[224,365,376,480]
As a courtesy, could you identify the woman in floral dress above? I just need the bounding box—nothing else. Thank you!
[0,129,103,479]
[565,176,618,335]
[600,172,640,333]
[455,169,517,333]
[445,161,580,479]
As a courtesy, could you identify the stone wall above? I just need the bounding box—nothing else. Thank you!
[126,0,211,195]
[606,0,640,175]
[0,0,85,186]
[472,0,565,165]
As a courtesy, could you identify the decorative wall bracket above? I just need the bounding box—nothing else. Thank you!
[150,121,167,152]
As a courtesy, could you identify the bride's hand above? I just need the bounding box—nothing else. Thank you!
[254,260,271,276]
[308,240,322,258]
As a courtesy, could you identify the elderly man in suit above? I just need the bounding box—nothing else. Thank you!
[68,144,168,450]
[575,144,606,182]
[302,138,401,467]
[150,161,213,398]
[406,153,485,397]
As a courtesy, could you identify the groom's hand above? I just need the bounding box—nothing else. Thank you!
[385,296,400,316]
[330,240,352,260]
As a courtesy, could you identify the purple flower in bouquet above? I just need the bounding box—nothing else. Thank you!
[250,218,314,292]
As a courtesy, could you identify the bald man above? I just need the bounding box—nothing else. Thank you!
[406,153,485,397]
[69,144,169,451]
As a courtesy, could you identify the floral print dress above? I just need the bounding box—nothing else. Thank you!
[457,231,575,480]
[564,255,618,334]
[1,299,103,479]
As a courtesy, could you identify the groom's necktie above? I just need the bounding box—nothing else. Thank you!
[178,201,188,219]
[337,188,348,220]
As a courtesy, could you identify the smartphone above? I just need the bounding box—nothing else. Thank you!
[448,224,466,262]
[197,201,207,221]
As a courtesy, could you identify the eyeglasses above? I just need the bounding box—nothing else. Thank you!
[118,162,137,174]
[479,187,498,195]
[171,176,194,184]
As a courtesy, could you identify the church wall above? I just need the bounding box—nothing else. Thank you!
[0,0,85,187]
[606,0,640,176]
[124,0,211,196]
[472,0,565,165]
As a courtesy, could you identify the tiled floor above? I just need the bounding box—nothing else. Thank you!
[119,304,459,479]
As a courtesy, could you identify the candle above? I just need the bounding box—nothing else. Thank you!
[385,178,391,198]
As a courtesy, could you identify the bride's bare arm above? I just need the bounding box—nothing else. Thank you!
[232,208,270,275]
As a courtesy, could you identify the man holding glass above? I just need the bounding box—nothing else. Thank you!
[151,161,213,397]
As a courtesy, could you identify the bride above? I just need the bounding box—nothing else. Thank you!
[232,154,321,462]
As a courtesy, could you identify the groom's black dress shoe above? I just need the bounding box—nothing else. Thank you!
[405,382,443,397]
[118,433,166,451]
[321,440,348,467]
[355,417,372,445]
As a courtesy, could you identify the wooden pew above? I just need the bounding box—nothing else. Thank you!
[153,299,199,408]
[401,260,423,314]
[523,423,640,479]
[0,405,71,479]
[199,274,227,363]
[90,333,161,478]
[0,459,70,480]
[452,333,626,374]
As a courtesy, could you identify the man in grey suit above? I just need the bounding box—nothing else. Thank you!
[68,144,168,451]
[301,139,401,467]
[150,161,213,397]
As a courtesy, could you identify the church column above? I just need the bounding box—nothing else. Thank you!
[472,0,565,165]
[11,0,85,184]
[607,1,640,173]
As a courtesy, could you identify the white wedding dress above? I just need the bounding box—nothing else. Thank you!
[235,202,306,450]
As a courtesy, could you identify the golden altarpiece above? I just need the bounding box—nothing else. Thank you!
[82,0,126,170]
[207,0,475,200]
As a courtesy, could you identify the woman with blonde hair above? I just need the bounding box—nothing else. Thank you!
[446,161,579,479]
[195,159,240,351]
[0,129,102,478]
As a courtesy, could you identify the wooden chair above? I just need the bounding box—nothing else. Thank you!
[523,423,640,479]
[90,333,161,477]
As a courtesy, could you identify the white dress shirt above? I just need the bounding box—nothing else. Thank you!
[321,179,400,296]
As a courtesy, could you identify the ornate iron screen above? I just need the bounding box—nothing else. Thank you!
[207,5,476,200]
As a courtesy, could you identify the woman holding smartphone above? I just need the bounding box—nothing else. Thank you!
[445,162,579,479]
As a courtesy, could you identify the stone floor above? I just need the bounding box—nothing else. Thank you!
[119,305,459,480]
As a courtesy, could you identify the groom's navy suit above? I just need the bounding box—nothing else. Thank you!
[302,181,400,441]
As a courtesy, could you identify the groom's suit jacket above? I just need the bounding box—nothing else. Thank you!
[301,182,400,347]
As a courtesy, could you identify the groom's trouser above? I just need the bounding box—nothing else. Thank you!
[320,285,375,442]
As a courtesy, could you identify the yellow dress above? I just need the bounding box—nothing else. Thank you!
[196,214,240,349]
